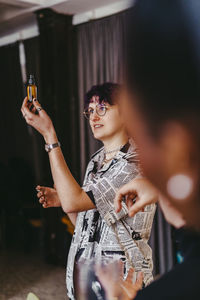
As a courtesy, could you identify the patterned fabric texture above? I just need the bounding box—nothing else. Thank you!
[66,143,156,299]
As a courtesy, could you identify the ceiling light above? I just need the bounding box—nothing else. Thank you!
[16,0,69,6]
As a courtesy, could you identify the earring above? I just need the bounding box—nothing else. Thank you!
[167,174,194,200]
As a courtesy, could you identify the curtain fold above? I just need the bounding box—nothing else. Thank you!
[23,36,44,184]
[0,42,33,166]
[150,206,175,275]
[35,8,80,183]
[22,10,78,264]
[0,42,37,250]
[76,11,129,180]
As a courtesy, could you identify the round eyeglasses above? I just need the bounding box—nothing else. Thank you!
[83,104,109,120]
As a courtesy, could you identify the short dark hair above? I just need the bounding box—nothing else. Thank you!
[126,0,200,128]
[84,82,121,108]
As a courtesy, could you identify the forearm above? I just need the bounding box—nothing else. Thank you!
[44,130,95,213]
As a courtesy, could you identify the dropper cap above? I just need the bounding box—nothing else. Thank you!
[28,74,36,85]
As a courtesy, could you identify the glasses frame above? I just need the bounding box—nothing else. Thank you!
[83,104,109,120]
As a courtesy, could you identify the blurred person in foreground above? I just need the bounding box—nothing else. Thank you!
[96,0,200,299]
[21,82,156,299]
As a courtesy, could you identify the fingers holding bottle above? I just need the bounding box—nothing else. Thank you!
[21,96,55,138]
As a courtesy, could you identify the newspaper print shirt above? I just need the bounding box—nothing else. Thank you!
[66,143,156,300]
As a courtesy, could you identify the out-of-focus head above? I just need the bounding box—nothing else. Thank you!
[125,0,200,229]
[84,83,126,142]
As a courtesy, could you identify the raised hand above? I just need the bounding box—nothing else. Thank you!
[21,97,57,142]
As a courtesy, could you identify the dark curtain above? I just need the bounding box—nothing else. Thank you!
[23,9,79,264]
[23,36,44,184]
[36,9,80,183]
[75,11,128,180]
[0,42,33,166]
[0,42,37,251]
[151,207,175,275]
[75,10,175,276]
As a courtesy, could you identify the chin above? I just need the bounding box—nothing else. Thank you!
[92,130,105,141]
[93,133,103,141]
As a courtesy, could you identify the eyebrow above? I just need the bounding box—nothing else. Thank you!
[88,101,107,109]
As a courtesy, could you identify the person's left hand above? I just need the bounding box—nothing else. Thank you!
[36,185,61,208]
[21,97,55,139]
[95,261,143,300]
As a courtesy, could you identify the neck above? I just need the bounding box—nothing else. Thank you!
[102,132,128,152]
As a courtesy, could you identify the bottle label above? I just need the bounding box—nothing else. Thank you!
[27,86,37,102]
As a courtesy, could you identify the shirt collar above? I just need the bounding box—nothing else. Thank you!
[90,141,133,173]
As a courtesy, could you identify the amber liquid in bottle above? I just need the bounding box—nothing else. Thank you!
[27,74,37,104]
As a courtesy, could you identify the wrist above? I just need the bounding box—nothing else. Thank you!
[107,291,120,300]
[45,141,61,153]
[43,128,58,144]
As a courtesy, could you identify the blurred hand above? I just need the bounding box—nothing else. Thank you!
[121,268,143,300]
[21,97,55,139]
[159,194,186,228]
[36,185,61,208]
[96,261,143,300]
[114,178,158,217]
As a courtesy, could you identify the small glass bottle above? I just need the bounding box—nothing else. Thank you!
[27,74,37,103]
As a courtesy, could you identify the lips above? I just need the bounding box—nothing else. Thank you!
[93,124,104,129]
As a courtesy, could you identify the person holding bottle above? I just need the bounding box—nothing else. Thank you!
[21,82,156,300]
